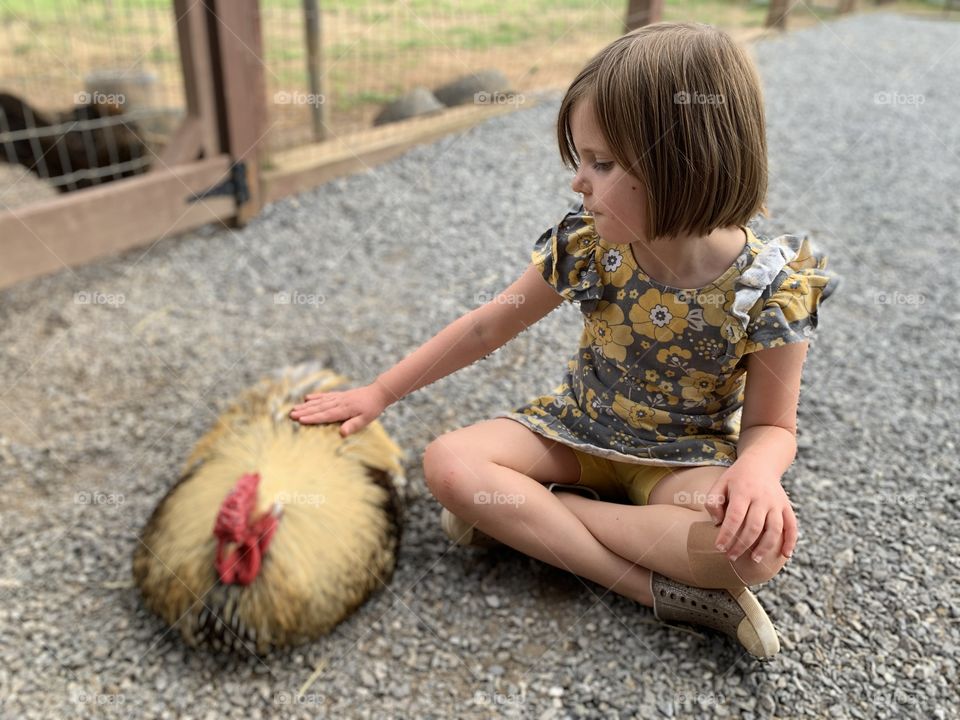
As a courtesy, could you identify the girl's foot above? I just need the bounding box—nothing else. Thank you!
[650,571,781,659]
[440,483,601,548]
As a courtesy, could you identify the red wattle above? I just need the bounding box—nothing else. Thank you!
[213,473,280,585]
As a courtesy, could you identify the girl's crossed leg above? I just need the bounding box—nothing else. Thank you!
[555,466,789,589]
[422,418,658,605]
[423,418,789,606]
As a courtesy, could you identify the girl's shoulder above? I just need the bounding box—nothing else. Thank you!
[530,201,604,310]
[733,226,838,310]
[731,224,843,351]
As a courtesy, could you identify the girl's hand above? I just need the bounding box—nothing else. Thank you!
[288,384,391,437]
[703,464,798,564]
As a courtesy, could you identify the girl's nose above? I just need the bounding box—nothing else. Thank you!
[571,167,589,194]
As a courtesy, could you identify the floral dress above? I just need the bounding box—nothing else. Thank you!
[494,202,841,468]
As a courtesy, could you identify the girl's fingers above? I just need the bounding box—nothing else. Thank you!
[781,508,798,558]
[750,510,783,564]
[729,504,767,561]
[703,478,727,525]
[292,407,360,426]
[291,398,335,413]
[715,498,747,554]
[295,412,337,425]
[291,405,331,421]
[304,392,341,402]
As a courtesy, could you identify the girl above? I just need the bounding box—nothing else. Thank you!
[290,22,839,660]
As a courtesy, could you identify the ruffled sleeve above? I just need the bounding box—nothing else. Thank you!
[531,203,603,313]
[733,233,841,354]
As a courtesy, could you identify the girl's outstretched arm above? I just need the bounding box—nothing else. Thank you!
[291,264,563,432]
[371,263,564,404]
[704,341,809,564]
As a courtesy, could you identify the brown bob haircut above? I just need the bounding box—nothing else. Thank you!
[557,22,768,240]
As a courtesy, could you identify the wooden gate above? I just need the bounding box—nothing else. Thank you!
[0,0,265,290]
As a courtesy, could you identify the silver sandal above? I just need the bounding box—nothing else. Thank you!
[650,571,781,659]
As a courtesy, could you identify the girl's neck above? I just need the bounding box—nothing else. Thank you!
[629,226,747,289]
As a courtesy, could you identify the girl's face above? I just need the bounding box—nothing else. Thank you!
[569,98,649,245]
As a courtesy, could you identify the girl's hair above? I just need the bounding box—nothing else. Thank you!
[557,22,768,240]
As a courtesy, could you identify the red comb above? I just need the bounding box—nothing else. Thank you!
[213,473,281,585]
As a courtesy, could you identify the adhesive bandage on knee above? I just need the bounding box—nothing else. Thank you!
[686,520,750,588]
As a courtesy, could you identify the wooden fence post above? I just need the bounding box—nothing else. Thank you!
[624,0,664,32]
[164,0,220,166]
[209,0,266,225]
[765,0,794,30]
[303,0,328,142]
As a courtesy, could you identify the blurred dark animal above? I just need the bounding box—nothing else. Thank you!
[0,91,150,191]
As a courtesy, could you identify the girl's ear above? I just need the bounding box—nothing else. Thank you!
[759,203,770,218]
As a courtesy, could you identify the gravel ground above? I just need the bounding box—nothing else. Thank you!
[1,12,958,720]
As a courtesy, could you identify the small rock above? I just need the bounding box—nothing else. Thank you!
[374,87,444,126]
[359,670,377,689]
[432,69,513,107]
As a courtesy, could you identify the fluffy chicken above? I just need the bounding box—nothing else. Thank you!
[132,363,407,654]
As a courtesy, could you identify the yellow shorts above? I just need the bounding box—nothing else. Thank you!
[569,448,676,506]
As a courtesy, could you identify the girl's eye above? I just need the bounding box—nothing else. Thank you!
[592,161,613,172]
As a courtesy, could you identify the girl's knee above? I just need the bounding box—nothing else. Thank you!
[734,551,788,587]
[687,518,788,588]
[423,437,484,509]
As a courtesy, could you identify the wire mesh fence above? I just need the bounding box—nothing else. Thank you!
[0,0,772,194]
[258,0,880,154]
[259,0,636,153]
[1,0,944,207]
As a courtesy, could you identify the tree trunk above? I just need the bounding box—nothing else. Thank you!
[765,0,792,30]
[837,0,859,14]
[624,0,664,32]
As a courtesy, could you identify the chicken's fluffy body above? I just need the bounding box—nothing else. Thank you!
[132,363,407,654]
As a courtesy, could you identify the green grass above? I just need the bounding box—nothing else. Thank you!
[446,20,537,49]
[266,45,305,63]
[147,46,179,64]
[264,1,616,66]
[2,0,170,15]
[336,88,402,110]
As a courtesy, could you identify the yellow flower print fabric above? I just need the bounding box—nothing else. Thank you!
[495,202,842,469]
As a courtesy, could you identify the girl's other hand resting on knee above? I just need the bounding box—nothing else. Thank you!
[704,461,798,565]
